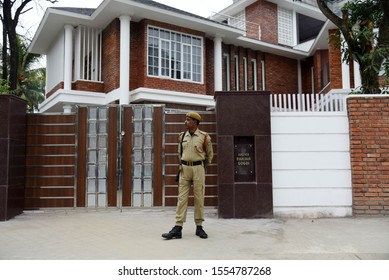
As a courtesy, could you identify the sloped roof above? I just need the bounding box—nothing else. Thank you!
[30,0,242,54]
[53,0,220,25]
[52,7,96,16]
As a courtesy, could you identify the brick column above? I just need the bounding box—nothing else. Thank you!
[348,95,389,215]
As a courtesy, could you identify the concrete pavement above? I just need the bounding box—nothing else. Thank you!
[0,208,389,260]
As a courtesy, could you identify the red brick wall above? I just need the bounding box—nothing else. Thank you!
[130,20,147,91]
[246,0,278,44]
[221,44,299,94]
[328,29,343,90]
[348,96,389,215]
[265,53,298,93]
[102,19,120,93]
[72,81,104,92]
[205,38,215,95]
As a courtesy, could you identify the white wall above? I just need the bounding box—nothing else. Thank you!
[271,112,352,218]
[46,31,65,93]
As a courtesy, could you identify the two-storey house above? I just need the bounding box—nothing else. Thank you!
[29,0,357,113]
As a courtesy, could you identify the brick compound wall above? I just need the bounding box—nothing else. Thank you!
[348,96,389,215]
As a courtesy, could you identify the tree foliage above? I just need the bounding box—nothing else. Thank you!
[1,0,57,91]
[16,34,45,111]
[315,0,389,94]
[1,0,57,110]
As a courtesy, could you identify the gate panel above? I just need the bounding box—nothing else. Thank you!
[163,111,217,207]
[85,107,109,208]
[153,106,164,206]
[108,107,118,207]
[131,105,154,207]
[76,107,87,207]
[25,114,76,208]
[121,106,133,207]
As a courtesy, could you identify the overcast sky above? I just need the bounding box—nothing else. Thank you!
[16,0,233,39]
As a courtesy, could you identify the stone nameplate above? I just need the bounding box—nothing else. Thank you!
[234,137,255,182]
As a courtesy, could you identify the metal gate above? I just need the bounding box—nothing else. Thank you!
[86,107,109,207]
[131,105,154,207]
[24,105,216,209]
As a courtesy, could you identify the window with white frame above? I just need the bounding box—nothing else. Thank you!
[251,59,257,90]
[243,57,248,91]
[223,53,230,91]
[235,55,240,90]
[147,26,203,83]
[278,7,294,46]
[74,25,102,81]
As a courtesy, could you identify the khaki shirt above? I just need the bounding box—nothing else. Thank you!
[178,129,213,164]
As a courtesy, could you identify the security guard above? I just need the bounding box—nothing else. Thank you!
[162,112,213,239]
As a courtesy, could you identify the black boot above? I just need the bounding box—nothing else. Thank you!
[162,226,182,239]
[195,226,208,239]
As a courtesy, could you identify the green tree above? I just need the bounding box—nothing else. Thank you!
[1,0,57,91]
[315,0,389,94]
[16,34,45,111]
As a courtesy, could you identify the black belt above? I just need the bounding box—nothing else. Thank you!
[181,160,203,166]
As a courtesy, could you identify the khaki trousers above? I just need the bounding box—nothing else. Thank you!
[175,164,205,227]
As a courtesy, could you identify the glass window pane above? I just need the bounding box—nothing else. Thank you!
[133,179,142,192]
[88,136,97,149]
[144,134,153,147]
[87,194,96,207]
[99,108,107,120]
[133,194,142,207]
[134,121,143,133]
[98,194,106,206]
[98,179,106,192]
[144,179,152,192]
[98,165,106,177]
[133,134,143,148]
[144,193,152,207]
[88,150,97,163]
[88,122,97,134]
[88,165,96,177]
[87,179,96,192]
[134,150,142,162]
[133,107,143,119]
[144,107,153,118]
[98,150,107,162]
[144,164,152,177]
[144,120,152,133]
[88,107,97,119]
[98,136,107,148]
[99,122,107,134]
[133,164,142,178]
[144,149,152,162]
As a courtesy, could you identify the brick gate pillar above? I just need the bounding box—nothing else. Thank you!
[0,95,27,221]
[348,95,389,215]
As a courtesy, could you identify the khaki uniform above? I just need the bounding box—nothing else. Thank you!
[175,129,213,226]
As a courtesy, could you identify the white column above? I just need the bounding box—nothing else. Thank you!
[64,25,74,90]
[353,60,361,88]
[119,15,131,105]
[214,35,223,92]
[63,105,73,114]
